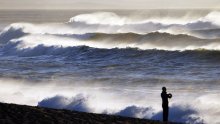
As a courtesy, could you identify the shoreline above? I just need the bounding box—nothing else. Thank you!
[0,102,182,124]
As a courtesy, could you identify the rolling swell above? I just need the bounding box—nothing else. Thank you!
[1,11,220,55]
[1,40,220,63]
[1,27,220,55]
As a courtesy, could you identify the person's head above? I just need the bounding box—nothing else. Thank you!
[162,87,166,92]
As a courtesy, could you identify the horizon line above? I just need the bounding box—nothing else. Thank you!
[0,8,220,11]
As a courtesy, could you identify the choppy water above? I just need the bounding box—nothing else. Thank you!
[0,9,220,124]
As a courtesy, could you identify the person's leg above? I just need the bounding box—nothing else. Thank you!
[167,107,169,121]
[164,106,168,121]
[163,107,165,121]
[163,107,167,121]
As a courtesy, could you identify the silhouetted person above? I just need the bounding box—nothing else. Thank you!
[161,87,172,122]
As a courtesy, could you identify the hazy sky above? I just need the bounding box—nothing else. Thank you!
[0,0,219,9]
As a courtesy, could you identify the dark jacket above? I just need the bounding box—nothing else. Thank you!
[161,91,171,107]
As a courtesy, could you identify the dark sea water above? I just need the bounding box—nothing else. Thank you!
[0,9,220,123]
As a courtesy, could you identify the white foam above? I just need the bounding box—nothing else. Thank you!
[200,11,220,26]
[0,78,219,123]
[1,12,220,53]
[1,11,220,42]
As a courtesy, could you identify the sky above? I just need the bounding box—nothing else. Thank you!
[0,0,219,9]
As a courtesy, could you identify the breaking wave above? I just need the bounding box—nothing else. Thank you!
[38,94,206,124]
[1,11,220,56]
[69,11,220,26]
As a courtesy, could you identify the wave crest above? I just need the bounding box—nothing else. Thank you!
[1,11,220,54]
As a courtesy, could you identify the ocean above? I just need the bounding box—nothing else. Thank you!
[0,9,220,123]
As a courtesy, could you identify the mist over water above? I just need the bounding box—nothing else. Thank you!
[0,9,220,123]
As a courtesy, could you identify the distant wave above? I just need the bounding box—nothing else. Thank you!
[68,11,220,31]
[69,11,220,26]
[2,11,220,37]
[68,11,220,39]
[1,27,220,53]
[1,11,220,54]
[188,29,220,39]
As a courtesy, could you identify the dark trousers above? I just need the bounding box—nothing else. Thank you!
[162,105,169,122]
